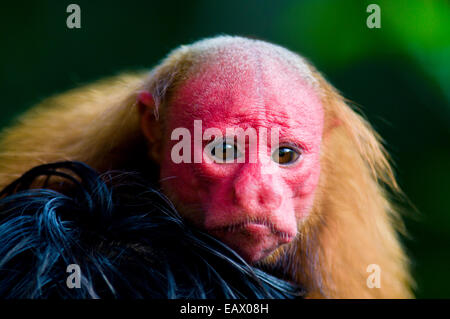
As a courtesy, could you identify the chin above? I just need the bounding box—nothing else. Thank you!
[208,224,295,264]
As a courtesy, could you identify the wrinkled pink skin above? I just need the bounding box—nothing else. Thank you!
[159,51,324,263]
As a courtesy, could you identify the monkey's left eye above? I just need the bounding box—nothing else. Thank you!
[272,146,300,165]
[206,139,243,163]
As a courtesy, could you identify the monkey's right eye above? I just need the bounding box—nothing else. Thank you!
[206,139,243,163]
[272,146,301,165]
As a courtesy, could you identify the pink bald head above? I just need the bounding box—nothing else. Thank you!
[150,37,324,263]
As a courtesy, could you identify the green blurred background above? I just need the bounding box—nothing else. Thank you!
[0,0,449,298]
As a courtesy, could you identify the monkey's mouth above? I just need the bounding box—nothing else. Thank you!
[206,218,295,263]
[209,219,295,241]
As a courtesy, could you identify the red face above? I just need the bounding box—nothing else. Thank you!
[159,52,324,263]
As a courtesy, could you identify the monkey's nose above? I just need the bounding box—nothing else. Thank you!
[232,162,285,212]
[257,186,282,210]
[233,178,283,212]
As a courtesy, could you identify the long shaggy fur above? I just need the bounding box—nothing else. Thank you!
[0,35,412,298]
[0,161,302,299]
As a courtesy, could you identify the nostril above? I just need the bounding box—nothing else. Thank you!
[232,186,239,206]
[258,189,282,210]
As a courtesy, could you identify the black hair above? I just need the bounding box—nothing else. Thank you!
[0,161,303,299]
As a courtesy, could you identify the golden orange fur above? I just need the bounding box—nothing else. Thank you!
[0,37,412,298]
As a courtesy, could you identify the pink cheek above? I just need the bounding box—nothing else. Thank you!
[159,156,235,209]
[203,179,236,223]
[192,162,239,212]
[159,147,204,204]
[284,156,322,219]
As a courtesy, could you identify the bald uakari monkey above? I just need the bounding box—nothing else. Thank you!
[0,36,412,298]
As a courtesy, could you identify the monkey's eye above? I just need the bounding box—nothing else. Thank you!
[272,146,300,165]
[207,140,243,163]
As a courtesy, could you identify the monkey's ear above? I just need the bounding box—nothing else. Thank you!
[137,91,162,163]
[324,117,343,136]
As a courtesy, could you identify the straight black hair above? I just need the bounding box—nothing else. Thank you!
[0,161,303,299]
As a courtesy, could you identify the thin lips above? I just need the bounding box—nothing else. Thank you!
[209,217,295,241]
